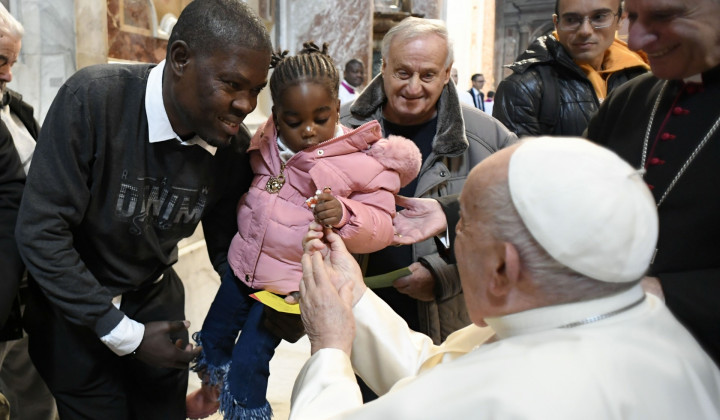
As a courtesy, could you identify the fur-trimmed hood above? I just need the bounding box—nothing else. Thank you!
[341,73,469,157]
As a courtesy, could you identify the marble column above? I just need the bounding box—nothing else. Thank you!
[76,0,108,69]
[7,0,76,124]
[277,0,374,91]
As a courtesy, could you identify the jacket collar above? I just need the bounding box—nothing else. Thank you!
[2,88,38,138]
[344,73,468,157]
[506,34,577,74]
[507,34,648,77]
[2,88,23,109]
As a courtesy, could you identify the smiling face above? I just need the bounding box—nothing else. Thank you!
[0,34,21,95]
[168,42,271,148]
[273,81,340,153]
[554,0,622,70]
[381,34,451,126]
[625,0,720,79]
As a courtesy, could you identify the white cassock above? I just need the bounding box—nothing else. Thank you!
[290,284,720,419]
[338,81,358,106]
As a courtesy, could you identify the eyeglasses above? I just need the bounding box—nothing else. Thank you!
[556,11,619,31]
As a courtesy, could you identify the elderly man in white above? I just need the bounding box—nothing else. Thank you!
[289,137,720,419]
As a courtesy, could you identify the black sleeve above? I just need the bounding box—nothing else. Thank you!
[201,132,254,278]
[0,124,26,326]
[493,74,544,137]
[434,194,459,264]
[16,82,126,336]
[584,92,612,144]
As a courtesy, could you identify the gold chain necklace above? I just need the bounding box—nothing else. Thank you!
[640,80,720,207]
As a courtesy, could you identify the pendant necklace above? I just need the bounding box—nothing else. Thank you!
[640,80,720,263]
[265,161,286,193]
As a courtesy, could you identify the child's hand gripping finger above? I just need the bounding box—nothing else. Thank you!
[313,188,343,227]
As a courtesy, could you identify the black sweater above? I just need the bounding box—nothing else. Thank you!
[0,89,39,336]
[16,64,252,336]
[586,67,720,365]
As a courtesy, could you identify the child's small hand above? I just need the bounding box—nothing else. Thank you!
[314,192,343,227]
[284,291,300,305]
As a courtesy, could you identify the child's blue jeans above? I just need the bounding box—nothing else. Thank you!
[193,269,281,419]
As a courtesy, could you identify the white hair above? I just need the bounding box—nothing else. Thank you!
[0,3,24,40]
[381,17,453,68]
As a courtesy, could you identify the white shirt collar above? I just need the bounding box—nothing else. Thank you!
[145,60,217,155]
[486,284,646,339]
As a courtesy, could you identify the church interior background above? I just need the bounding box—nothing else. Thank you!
[4,0,563,127]
[3,0,569,418]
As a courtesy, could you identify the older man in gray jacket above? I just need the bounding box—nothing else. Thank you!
[340,16,516,363]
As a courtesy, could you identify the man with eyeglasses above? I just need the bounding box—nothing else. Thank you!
[469,73,485,111]
[339,17,516,401]
[493,0,649,137]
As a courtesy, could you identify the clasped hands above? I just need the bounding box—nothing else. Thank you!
[293,196,449,355]
[296,221,365,355]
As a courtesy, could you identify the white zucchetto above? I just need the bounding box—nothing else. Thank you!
[508,137,658,282]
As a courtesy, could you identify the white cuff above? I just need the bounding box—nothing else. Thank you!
[100,316,145,356]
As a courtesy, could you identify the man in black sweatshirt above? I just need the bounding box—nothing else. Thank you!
[15,0,272,418]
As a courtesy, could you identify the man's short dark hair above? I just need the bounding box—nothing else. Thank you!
[168,0,272,58]
[471,73,484,82]
[554,0,623,16]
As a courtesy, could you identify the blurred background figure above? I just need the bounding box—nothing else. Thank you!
[339,58,365,105]
[451,67,474,106]
[469,73,485,110]
[484,90,494,115]
[0,3,58,419]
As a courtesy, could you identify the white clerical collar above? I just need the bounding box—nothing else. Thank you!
[486,284,646,339]
[145,60,217,155]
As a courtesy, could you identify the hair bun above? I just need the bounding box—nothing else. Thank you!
[300,41,329,56]
[270,49,289,68]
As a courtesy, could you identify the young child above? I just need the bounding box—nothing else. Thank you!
[187,42,421,420]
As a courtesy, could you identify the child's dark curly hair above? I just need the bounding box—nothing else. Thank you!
[269,41,340,103]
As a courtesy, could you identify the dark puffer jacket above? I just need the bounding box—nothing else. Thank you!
[493,34,648,137]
